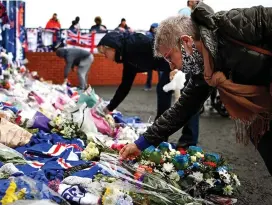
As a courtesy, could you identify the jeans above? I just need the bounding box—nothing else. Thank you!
[156,71,172,118]
[78,54,94,90]
[145,70,153,89]
[179,113,199,145]
[156,71,200,146]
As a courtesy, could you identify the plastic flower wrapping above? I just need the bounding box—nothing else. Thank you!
[0,51,240,205]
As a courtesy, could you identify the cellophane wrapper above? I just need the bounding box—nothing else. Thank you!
[99,152,214,205]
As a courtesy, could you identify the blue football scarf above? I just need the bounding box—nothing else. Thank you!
[15,131,88,181]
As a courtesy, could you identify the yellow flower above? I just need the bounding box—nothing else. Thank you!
[55,117,63,126]
[17,188,26,199]
[105,188,112,195]
[87,142,96,148]
[195,152,204,158]
[190,156,197,162]
[102,188,113,205]
[1,180,18,205]
[81,142,100,161]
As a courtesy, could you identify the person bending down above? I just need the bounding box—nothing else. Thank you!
[56,47,94,90]
[120,2,272,175]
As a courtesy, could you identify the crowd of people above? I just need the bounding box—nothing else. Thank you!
[52,0,272,176]
[45,14,134,33]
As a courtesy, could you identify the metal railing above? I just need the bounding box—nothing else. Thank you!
[25,28,148,52]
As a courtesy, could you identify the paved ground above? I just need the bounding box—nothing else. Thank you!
[93,85,272,205]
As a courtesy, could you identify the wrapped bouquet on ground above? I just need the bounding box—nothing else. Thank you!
[119,143,240,204]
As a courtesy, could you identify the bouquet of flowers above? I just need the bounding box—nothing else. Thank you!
[49,115,87,139]
[98,152,212,205]
[136,143,240,202]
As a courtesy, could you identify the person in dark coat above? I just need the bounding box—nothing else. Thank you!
[97,32,171,119]
[144,23,159,91]
[115,18,133,33]
[90,16,107,33]
[69,20,77,32]
[120,2,272,175]
[69,16,80,31]
[145,23,159,40]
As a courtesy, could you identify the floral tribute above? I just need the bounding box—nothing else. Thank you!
[49,115,86,139]
[133,143,241,201]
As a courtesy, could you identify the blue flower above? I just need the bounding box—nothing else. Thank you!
[188,146,203,155]
[216,166,228,172]
[144,145,156,153]
[193,162,200,169]
[205,153,220,163]
[159,142,170,151]
[174,155,189,164]
[177,170,185,177]
[173,155,189,170]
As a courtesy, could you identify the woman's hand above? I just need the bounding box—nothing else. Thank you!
[119,143,141,160]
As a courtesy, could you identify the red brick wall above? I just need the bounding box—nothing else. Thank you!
[25,52,159,86]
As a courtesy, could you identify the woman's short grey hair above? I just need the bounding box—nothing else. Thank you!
[154,15,200,57]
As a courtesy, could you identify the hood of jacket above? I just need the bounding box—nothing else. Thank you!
[191,2,216,30]
[56,48,67,58]
[97,32,125,63]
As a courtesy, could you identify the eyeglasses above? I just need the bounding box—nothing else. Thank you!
[163,48,173,64]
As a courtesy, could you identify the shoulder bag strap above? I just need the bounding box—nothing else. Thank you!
[224,35,272,56]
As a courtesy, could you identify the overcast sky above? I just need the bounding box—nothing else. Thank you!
[25,0,272,30]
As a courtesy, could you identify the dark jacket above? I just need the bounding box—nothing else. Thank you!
[56,48,91,78]
[115,24,131,33]
[146,31,155,39]
[97,32,170,111]
[90,24,107,33]
[136,2,272,150]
